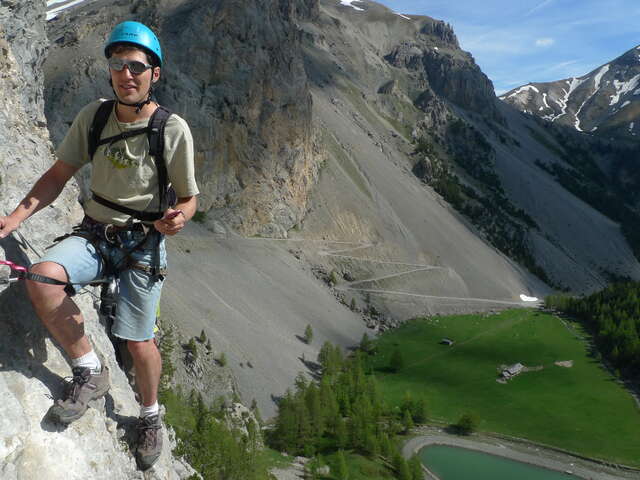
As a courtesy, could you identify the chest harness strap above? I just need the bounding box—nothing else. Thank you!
[85,100,175,280]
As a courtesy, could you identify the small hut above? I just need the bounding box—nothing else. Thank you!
[501,363,524,379]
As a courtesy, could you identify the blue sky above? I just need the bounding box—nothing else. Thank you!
[374,0,640,94]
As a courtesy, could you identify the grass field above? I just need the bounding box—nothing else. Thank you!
[370,309,640,467]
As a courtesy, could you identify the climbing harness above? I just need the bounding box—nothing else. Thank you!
[88,99,176,222]
[0,259,68,286]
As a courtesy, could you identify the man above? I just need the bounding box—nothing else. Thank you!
[0,21,198,470]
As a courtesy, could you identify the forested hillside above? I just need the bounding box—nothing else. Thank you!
[546,283,640,378]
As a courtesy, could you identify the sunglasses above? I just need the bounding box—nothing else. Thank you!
[108,57,153,75]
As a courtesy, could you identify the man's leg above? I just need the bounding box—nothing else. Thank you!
[128,339,163,470]
[114,233,166,470]
[26,261,92,358]
[127,339,161,408]
[26,236,110,424]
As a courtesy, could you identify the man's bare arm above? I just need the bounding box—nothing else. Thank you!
[0,160,79,239]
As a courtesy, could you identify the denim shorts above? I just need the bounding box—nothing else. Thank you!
[36,229,166,341]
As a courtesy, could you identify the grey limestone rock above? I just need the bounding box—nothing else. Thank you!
[0,1,195,478]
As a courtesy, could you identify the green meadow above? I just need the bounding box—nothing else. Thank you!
[371,309,640,467]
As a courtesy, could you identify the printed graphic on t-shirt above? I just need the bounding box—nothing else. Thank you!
[105,143,140,169]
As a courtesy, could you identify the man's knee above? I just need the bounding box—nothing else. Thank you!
[127,338,158,357]
[26,261,68,300]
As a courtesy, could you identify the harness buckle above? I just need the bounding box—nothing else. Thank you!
[103,224,117,243]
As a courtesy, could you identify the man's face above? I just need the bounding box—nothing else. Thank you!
[109,49,160,105]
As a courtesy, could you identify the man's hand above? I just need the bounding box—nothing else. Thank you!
[153,209,185,236]
[0,215,21,239]
[0,160,78,239]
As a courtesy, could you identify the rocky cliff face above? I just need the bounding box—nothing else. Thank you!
[384,25,500,123]
[45,0,318,237]
[0,2,193,478]
[500,45,640,140]
[298,0,640,294]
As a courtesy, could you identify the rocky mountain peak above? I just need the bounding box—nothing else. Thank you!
[419,19,458,47]
[501,44,640,139]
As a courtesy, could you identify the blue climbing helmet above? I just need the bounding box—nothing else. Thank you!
[104,21,163,67]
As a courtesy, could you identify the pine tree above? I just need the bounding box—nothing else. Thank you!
[187,337,198,360]
[199,328,207,343]
[456,413,479,435]
[304,324,314,344]
[390,348,404,373]
[273,390,297,453]
[402,408,414,433]
[218,351,227,366]
[408,454,424,480]
[364,430,379,456]
[393,452,411,480]
[413,397,428,424]
[306,384,325,440]
[318,341,332,372]
[250,398,262,426]
[158,323,176,395]
[378,432,393,459]
[401,391,414,417]
[350,297,357,311]
[335,417,348,449]
[336,450,349,480]
[359,333,375,355]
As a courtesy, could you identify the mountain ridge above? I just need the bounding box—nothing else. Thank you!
[2,3,639,477]
[500,44,640,139]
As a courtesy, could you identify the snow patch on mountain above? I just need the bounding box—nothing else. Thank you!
[339,0,364,11]
[593,65,610,91]
[609,74,640,105]
[551,77,586,123]
[46,0,91,20]
[542,92,550,109]
[574,65,611,131]
[503,84,539,99]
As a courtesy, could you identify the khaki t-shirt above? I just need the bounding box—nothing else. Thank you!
[56,99,199,225]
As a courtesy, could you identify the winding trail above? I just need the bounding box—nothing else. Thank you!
[233,236,542,308]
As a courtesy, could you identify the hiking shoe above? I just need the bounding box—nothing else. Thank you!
[136,414,163,470]
[50,366,110,424]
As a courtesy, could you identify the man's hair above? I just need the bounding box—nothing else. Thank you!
[106,43,158,68]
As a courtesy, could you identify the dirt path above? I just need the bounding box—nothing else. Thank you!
[229,235,541,308]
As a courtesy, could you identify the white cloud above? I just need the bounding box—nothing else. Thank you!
[535,37,555,47]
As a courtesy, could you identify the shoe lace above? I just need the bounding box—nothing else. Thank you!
[62,367,91,402]
[138,416,161,450]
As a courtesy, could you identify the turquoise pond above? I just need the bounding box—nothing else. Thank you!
[419,445,578,480]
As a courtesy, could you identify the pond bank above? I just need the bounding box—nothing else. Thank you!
[402,426,638,480]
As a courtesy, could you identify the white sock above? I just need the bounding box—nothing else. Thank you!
[71,350,102,374]
[140,401,159,418]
